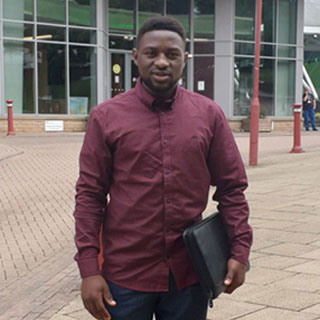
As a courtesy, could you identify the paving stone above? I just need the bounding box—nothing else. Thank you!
[245,266,295,286]
[259,243,317,257]
[272,273,320,293]
[253,255,310,270]
[286,260,320,275]
[235,307,319,319]
[206,298,264,320]
[303,304,320,315]
[242,288,320,311]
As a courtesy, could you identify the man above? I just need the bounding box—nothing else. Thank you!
[303,87,318,131]
[74,16,252,320]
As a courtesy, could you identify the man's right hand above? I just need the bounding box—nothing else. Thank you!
[81,274,116,320]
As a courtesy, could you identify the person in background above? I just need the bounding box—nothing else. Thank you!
[303,87,318,131]
[73,16,252,320]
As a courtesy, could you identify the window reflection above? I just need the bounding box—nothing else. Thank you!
[235,0,255,41]
[70,46,97,113]
[38,44,66,114]
[139,0,164,28]
[69,0,96,27]
[4,41,35,114]
[37,25,66,42]
[3,0,33,21]
[109,0,135,34]
[69,28,97,44]
[3,22,33,39]
[194,0,215,39]
[234,58,253,116]
[166,0,190,37]
[37,0,66,24]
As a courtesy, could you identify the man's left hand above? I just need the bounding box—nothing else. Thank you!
[224,258,247,294]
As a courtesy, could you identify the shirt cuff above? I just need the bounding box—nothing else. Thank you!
[230,244,251,266]
[77,257,100,278]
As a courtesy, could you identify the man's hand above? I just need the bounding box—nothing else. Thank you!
[224,258,247,294]
[81,274,116,320]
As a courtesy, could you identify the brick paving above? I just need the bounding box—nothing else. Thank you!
[0,131,319,319]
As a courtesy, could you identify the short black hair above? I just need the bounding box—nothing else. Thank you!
[136,16,186,48]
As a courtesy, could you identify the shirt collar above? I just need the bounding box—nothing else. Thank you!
[135,77,180,112]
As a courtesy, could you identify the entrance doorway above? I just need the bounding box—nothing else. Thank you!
[110,52,139,98]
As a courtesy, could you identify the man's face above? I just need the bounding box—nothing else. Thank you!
[132,30,188,98]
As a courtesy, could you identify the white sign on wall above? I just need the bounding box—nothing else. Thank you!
[198,81,205,91]
[45,120,64,132]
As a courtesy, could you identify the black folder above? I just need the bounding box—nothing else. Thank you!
[183,212,230,307]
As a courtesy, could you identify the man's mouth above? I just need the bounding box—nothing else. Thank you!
[151,71,170,82]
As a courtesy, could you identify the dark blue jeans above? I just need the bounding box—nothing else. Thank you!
[103,273,208,320]
[303,109,316,130]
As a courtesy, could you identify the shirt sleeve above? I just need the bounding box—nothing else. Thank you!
[207,106,252,265]
[73,107,112,278]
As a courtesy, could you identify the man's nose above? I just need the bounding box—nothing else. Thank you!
[154,53,169,68]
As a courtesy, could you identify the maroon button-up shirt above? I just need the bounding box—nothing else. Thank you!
[74,79,252,292]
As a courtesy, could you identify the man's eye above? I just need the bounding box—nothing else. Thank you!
[168,53,179,59]
[145,51,155,57]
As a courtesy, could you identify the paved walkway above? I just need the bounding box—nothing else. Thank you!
[0,131,319,320]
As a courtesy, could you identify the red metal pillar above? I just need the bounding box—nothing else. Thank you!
[290,103,304,153]
[249,0,263,166]
[6,100,15,136]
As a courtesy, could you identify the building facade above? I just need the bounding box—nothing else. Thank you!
[0,0,304,132]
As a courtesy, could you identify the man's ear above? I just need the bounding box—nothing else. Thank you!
[132,49,138,66]
[184,52,189,65]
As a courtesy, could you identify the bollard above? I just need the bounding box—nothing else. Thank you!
[290,103,304,153]
[6,99,15,136]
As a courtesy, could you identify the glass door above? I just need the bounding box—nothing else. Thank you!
[111,52,139,98]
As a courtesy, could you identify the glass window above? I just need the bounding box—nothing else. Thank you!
[261,0,276,43]
[4,41,35,114]
[234,41,254,56]
[109,35,135,50]
[37,0,66,24]
[194,56,214,99]
[37,25,66,42]
[3,22,33,39]
[69,28,96,44]
[260,59,275,116]
[276,60,295,116]
[278,45,296,58]
[69,0,96,27]
[304,34,320,99]
[166,0,190,37]
[277,0,297,44]
[194,41,214,55]
[70,46,97,114]
[109,0,135,34]
[235,0,255,41]
[38,43,66,114]
[194,0,214,39]
[3,0,33,21]
[234,57,254,116]
[138,0,164,29]
[260,44,275,57]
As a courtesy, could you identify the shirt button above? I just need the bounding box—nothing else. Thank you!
[161,112,165,116]
[166,199,171,204]
[164,139,168,145]
[165,169,170,174]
